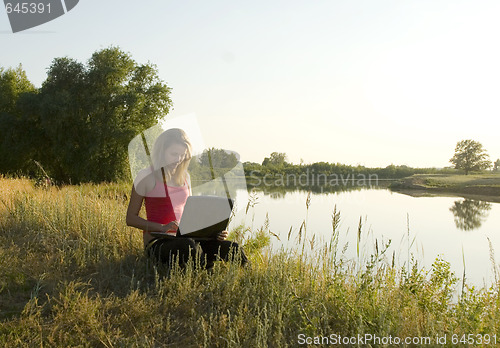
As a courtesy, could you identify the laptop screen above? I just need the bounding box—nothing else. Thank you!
[178,196,233,238]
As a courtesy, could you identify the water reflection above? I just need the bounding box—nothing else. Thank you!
[244,183,496,233]
[247,182,390,195]
[230,186,500,288]
[449,199,492,231]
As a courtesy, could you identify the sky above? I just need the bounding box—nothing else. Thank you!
[1,0,500,168]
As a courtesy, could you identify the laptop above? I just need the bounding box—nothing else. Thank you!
[151,196,233,240]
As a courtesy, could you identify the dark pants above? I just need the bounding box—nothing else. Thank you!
[146,237,248,269]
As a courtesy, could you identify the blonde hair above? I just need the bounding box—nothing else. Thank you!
[151,128,192,186]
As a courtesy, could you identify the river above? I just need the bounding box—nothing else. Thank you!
[229,185,500,289]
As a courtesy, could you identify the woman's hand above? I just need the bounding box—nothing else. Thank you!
[217,230,229,241]
[162,221,179,233]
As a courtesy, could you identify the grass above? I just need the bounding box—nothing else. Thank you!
[391,173,500,199]
[1,176,499,347]
[416,173,500,187]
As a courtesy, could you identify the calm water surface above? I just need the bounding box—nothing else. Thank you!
[229,187,500,288]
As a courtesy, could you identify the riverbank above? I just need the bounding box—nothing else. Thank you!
[390,173,500,199]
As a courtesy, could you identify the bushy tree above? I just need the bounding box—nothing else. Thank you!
[190,148,239,180]
[449,140,491,175]
[0,65,35,114]
[262,152,287,167]
[0,65,37,173]
[199,148,238,169]
[0,47,173,183]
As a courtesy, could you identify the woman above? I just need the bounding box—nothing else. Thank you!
[126,128,247,269]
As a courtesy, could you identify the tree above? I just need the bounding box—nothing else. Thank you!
[0,65,35,115]
[262,152,287,167]
[36,57,88,181]
[494,159,500,171]
[191,148,239,180]
[449,140,491,175]
[47,47,172,182]
[0,65,37,174]
[0,47,173,183]
[199,148,238,169]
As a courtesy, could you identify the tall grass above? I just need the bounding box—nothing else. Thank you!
[0,177,499,347]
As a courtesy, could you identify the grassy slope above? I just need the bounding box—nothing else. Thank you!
[0,177,499,347]
[391,173,500,197]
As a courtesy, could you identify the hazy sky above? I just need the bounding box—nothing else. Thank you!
[2,0,499,167]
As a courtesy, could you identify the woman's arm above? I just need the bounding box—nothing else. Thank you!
[126,186,178,233]
[186,172,192,196]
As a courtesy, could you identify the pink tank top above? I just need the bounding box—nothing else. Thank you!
[144,179,190,232]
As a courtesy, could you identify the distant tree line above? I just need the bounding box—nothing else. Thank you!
[243,161,444,182]
[243,151,443,184]
[0,47,172,183]
[245,141,499,186]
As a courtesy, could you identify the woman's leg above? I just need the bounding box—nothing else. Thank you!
[198,240,248,266]
[146,237,204,268]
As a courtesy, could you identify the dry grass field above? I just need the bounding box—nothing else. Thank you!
[0,177,499,347]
